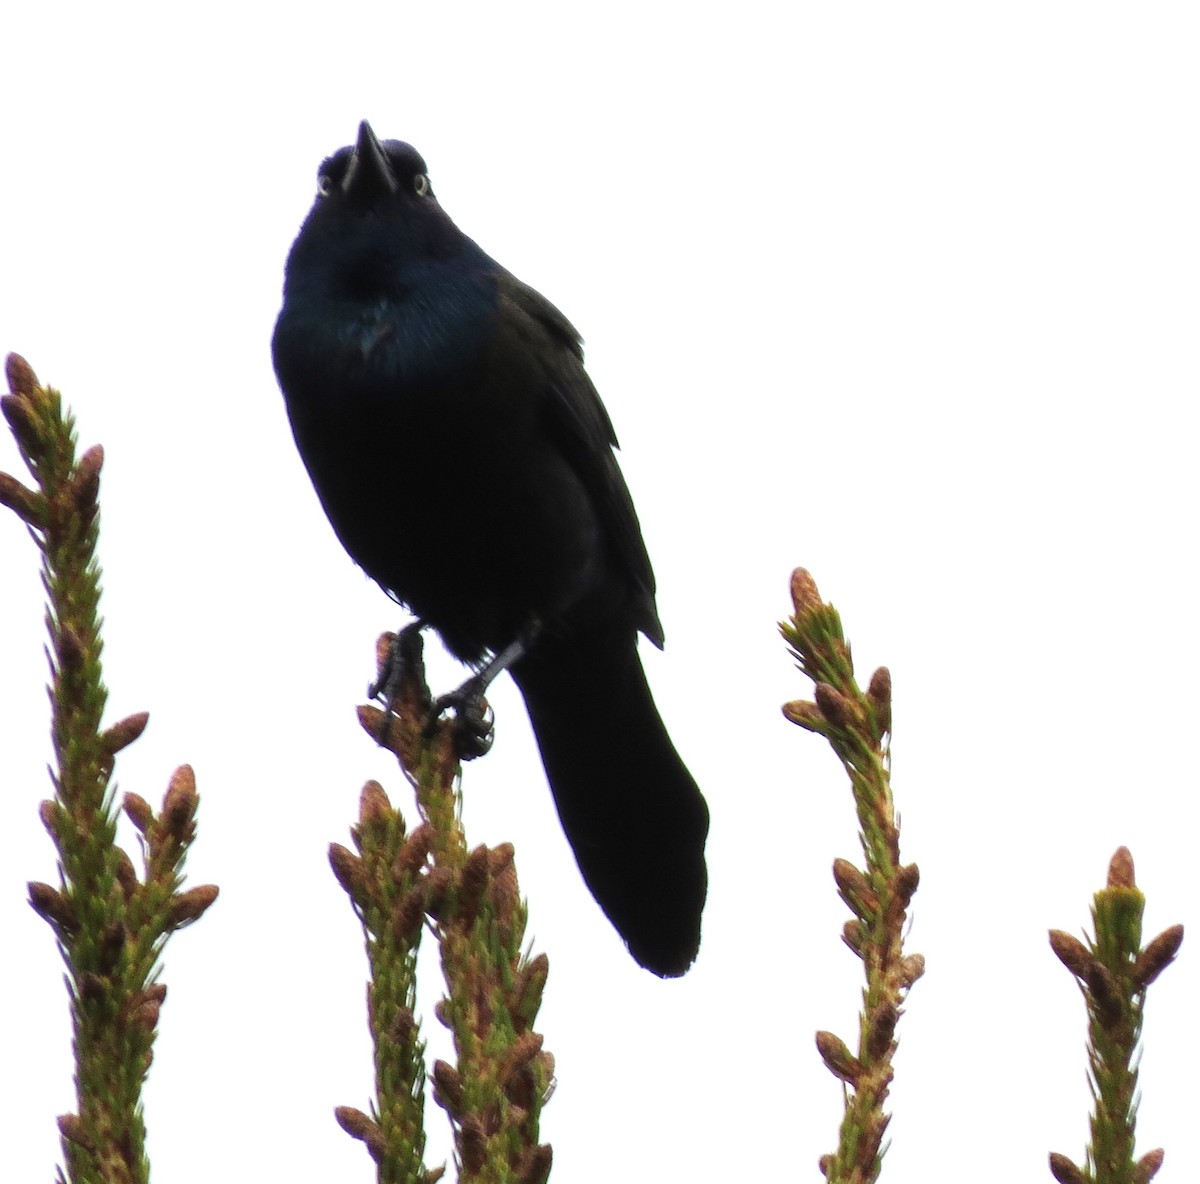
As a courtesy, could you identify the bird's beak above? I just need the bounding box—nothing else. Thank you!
[343,120,398,200]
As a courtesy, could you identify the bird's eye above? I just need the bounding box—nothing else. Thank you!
[413,174,431,197]
[316,173,334,198]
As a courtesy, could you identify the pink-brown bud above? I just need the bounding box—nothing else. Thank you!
[1132,924,1184,989]
[393,884,427,944]
[356,703,390,746]
[866,666,892,736]
[1133,1148,1165,1184]
[833,858,878,920]
[489,842,516,875]
[101,711,150,755]
[459,1116,487,1173]
[166,884,219,928]
[161,765,198,840]
[789,567,823,616]
[815,1030,862,1085]
[431,1060,464,1115]
[5,353,39,397]
[357,779,393,828]
[1108,846,1136,888]
[499,1031,545,1087]
[38,799,64,841]
[72,444,104,509]
[334,1106,386,1162]
[512,953,550,1031]
[842,920,865,957]
[814,682,856,729]
[895,862,920,905]
[1,390,39,453]
[0,470,42,522]
[393,824,434,881]
[1049,930,1095,980]
[1048,1152,1086,1184]
[898,953,926,988]
[114,847,139,900]
[517,1144,553,1184]
[131,999,161,1032]
[423,865,455,920]
[123,792,154,834]
[389,1006,419,1049]
[782,698,826,731]
[866,1002,899,1061]
[1128,926,1185,988]
[329,843,368,902]
[56,1113,93,1150]
[457,843,491,925]
[28,881,76,933]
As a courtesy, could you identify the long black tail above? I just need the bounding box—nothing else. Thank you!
[511,630,709,977]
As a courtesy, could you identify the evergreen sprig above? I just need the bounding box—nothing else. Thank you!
[330,631,553,1184]
[780,568,922,1184]
[1048,848,1182,1184]
[2,354,217,1184]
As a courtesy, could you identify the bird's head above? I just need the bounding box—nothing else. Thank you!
[318,121,435,209]
[287,122,467,289]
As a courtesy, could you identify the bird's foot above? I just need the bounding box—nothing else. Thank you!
[369,621,430,747]
[427,676,495,760]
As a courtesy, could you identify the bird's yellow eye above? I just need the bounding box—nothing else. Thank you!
[413,174,431,196]
[316,174,334,197]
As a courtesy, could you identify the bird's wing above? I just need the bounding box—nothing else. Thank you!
[497,271,664,646]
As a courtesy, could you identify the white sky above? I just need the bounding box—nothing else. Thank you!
[2,3,1197,1180]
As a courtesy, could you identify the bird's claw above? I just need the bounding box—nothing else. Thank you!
[427,682,495,760]
[368,623,430,747]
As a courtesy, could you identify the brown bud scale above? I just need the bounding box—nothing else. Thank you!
[102,712,150,754]
[1108,846,1136,888]
[1132,924,1184,989]
[358,779,393,827]
[0,470,42,521]
[161,765,198,837]
[1048,1151,1086,1184]
[814,682,856,729]
[789,567,823,616]
[782,699,826,731]
[815,1030,862,1085]
[1134,1147,1165,1184]
[28,881,76,932]
[5,353,40,396]
[1049,930,1095,980]
[459,1116,487,1173]
[56,1113,94,1151]
[517,1144,553,1184]
[72,445,104,508]
[166,884,219,928]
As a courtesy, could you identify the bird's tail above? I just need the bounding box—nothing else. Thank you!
[511,630,709,977]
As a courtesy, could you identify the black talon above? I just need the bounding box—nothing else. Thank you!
[428,677,495,759]
[418,625,539,759]
[369,620,429,744]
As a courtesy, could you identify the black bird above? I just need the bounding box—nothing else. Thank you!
[272,122,708,976]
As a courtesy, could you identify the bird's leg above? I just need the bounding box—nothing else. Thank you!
[369,619,430,746]
[429,621,542,760]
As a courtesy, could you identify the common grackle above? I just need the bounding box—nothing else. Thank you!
[272,121,708,976]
